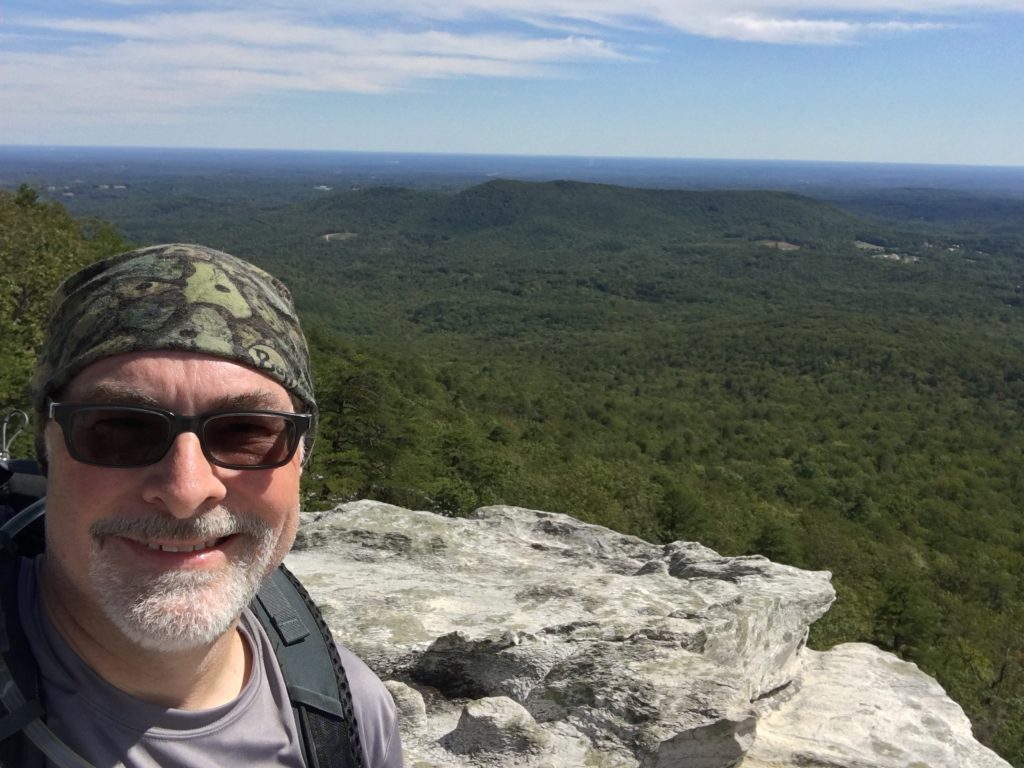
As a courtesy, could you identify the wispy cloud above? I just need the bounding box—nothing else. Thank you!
[1,0,1018,125]
[3,9,626,123]
[675,14,950,44]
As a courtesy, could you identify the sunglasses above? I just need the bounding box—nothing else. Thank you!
[48,401,312,469]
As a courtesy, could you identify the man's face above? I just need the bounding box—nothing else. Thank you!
[42,351,303,652]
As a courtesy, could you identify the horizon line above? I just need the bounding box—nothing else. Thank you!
[2,144,1023,173]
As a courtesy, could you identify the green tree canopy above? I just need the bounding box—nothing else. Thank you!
[0,186,128,452]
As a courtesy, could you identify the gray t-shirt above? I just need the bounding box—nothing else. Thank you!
[19,558,403,768]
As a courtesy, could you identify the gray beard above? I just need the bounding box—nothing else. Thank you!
[88,509,277,652]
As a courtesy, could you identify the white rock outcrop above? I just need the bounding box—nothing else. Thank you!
[739,643,1008,768]
[286,501,1009,768]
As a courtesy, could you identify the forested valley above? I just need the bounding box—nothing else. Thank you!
[3,177,1023,764]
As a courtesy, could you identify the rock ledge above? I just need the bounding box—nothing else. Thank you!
[286,501,1008,768]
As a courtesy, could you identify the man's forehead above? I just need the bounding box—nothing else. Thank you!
[62,351,294,410]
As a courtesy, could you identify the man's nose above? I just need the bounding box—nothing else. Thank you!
[140,432,228,517]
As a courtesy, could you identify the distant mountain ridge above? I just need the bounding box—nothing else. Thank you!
[7,145,1024,198]
[301,179,865,246]
[248,178,910,348]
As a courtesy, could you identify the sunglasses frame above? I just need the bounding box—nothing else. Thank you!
[48,401,313,470]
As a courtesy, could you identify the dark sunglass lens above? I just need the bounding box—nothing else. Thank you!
[203,414,295,467]
[69,408,170,466]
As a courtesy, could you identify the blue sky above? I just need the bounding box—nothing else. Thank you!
[3,1,1023,166]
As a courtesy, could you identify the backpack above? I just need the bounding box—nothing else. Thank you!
[0,446,364,768]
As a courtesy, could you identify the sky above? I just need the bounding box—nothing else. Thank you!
[2,1,1023,166]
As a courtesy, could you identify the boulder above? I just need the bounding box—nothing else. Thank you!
[739,643,1010,768]
[286,501,1009,768]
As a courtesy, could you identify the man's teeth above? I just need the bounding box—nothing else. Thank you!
[146,539,220,553]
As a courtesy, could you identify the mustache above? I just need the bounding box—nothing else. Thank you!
[89,507,271,542]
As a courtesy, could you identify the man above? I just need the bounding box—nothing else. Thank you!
[4,244,402,766]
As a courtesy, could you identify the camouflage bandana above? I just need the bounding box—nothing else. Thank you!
[31,244,316,418]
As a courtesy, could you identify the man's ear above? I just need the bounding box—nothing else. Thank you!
[34,416,50,477]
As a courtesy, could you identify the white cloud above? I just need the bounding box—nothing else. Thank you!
[672,13,949,44]
[37,12,626,62]
[3,9,627,125]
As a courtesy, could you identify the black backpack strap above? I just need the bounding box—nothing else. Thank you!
[0,554,37,768]
[253,564,364,768]
[0,556,94,768]
[0,460,47,558]
[0,498,46,558]
[3,473,47,502]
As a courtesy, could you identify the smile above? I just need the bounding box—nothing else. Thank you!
[143,538,225,553]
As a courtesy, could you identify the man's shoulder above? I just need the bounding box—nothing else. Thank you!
[333,645,402,767]
[244,602,403,768]
[333,645,403,768]
[334,643,396,715]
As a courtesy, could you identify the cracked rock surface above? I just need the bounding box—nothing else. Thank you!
[286,501,1008,768]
